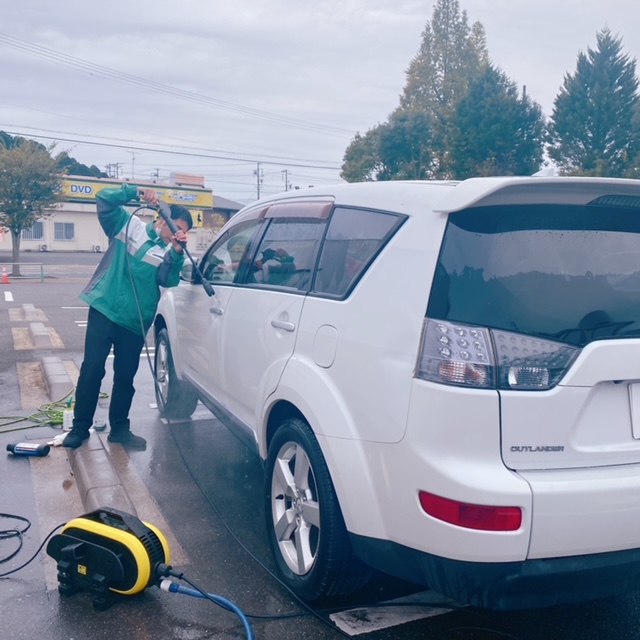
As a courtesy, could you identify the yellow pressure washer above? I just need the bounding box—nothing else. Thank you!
[46,507,170,610]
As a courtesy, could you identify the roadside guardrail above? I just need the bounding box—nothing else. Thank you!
[2,262,45,282]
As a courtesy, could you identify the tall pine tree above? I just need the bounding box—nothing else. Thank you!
[399,0,488,178]
[340,0,536,182]
[448,65,546,178]
[400,0,487,114]
[547,28,640,176]
[341,0,547,182]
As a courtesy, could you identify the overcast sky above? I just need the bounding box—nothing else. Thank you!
[2,0,639,204]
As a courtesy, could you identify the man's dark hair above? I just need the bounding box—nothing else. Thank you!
[169,204,194,230]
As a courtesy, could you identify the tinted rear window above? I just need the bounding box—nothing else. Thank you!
[428,204,640,346]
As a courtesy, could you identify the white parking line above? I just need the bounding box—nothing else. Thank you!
[4,291,13,301]
[329,590,459,635]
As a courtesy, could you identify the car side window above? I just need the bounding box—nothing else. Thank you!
[313,207,404,297]
[200,221,260,284]
[249,218,327,290]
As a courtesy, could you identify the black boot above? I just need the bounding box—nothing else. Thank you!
[107,431,146,449]
[62,429,90,449]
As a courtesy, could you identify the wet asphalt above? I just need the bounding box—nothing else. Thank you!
[3,251,640,640]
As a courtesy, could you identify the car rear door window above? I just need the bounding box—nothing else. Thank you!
[313,207,404,297]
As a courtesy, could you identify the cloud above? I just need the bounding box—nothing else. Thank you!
[1,0,639,202]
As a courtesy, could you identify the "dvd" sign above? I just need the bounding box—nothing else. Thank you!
[70,184,93,194]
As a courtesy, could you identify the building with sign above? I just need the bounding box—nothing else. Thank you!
[0,175,242,254]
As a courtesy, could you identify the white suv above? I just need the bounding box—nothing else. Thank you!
[153,176,640,610]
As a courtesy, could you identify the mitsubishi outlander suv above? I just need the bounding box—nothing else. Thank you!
[153,176,640,610]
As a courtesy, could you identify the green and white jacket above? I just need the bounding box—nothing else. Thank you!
[80,183,185,336]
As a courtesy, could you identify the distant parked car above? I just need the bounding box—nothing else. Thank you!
[154,176,640,609]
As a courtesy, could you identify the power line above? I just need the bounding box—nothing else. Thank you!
[0,127,343,171]
[0,98,239,158]
[0,123,341,167]
[0,33,355,137]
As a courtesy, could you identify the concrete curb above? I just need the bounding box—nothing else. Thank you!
[41,356,74,402]
[43,359,136,518]
[22,303,40,321]
[29,322,51,348]
[66,432,137,516]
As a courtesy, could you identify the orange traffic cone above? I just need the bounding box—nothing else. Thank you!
[1,266,9,284]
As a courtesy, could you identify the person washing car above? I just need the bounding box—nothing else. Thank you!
[63,183,193,450]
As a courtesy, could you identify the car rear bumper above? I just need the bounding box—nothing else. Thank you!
[349,533,640,610]
[520,464,640,558]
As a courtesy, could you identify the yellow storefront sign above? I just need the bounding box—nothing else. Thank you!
[61,177,213,209]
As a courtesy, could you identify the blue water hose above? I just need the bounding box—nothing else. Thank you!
[160,579,254,640]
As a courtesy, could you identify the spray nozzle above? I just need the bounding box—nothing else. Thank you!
[156,201,182,240]
[154,201,215,297]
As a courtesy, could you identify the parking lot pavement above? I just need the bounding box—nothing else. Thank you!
[7,265,640,640]
[0,275,333,639]
[1,275,444,639]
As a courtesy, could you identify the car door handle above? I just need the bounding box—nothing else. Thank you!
[271,319,295,332]
[209,306,223,315]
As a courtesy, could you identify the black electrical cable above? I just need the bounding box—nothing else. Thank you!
[122,201,523,639]
[121,204,170,417]
[438,627,522,639]
[126,201,215,419]
[124,204,154,343]
[166,423,526,639]
[0,508,515,639]
[155,563,254,639]
[0,513,31,565]
[0,519,65,578]
[165,421,369,637]
[126,207,165,415]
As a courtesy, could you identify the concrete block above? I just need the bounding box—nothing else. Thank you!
[83,485,136,514]
[29,322,51,348]
[23,303,40,321]
[66,434,136,515]
[41,356,74,402]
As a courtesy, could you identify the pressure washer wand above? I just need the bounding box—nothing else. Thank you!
[156,201,215,297]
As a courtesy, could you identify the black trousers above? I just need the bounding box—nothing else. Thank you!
[73,306,145,434]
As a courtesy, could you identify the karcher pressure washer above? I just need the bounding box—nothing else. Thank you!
[46,507,170,610]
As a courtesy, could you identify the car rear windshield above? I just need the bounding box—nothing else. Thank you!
[428,204,640,347]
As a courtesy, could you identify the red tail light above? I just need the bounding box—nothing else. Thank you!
[416,318,578,390]
[419,491,522,531]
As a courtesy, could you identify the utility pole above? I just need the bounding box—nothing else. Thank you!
[107,163,123,179]
[254,162,263,199]
[281,169,292,192]
[106,163,123,179]
[130,152,136,180]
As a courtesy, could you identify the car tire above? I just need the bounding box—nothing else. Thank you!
[154,327,198,419]
[265,417,371,601]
